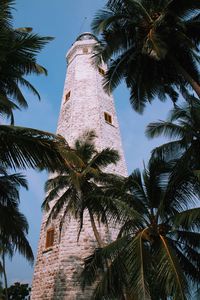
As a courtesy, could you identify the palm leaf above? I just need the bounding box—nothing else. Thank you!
[81,235,130,290]
[0,125,67,170]
[126,230,151,300]
[87,148,119,171]
[0,0,14,29]
[146,121,185,139]
[166,0,200,18]
[173,208,200,229]
[158,235,188,300]
[0,204,34,263]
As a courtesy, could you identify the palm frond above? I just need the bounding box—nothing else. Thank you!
[170,243,199,284]
[166,0,200,18]
[46,188,73,222]
[158,236,188,300]
[89,148,120,170]
[0,0,14,29]
[0,204,34,263]
[0,125,66,170]
[126,231,151,300]
[81,235,130,290]
[174,230,200,248]
[18,77,41,100]
[173,208,200,229]
[146,121,185,139]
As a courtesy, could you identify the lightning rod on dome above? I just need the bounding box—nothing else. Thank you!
[79,16,88,35]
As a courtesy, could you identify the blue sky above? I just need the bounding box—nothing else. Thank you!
[6,0,172,285]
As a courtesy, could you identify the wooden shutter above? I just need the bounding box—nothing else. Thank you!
[65,91,71,102]
[98,67,105,76]
[45,228,54,248]
[104,112,112,124]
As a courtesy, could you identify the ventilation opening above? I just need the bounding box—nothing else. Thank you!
[45,228,54,248]
[104,112,112,124]
[82,47,89,54]
[65,91,71,102]
[98,67,105,76]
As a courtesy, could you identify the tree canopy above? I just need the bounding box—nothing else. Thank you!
[82,155,200,299]
[92,0,200,112]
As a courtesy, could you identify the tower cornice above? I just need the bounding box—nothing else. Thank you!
[66,32,98,64]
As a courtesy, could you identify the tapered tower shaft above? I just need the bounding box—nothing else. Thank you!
[31,33,127,300]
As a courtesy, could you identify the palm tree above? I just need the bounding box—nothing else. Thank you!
[92,0,200,112]
[0,166,34,300]
[0,243,13,300]
[0,208,33,300]
[0,0,53,124]
[81,156,200,300]
[0,0,77,172]
[0,166,34,261]
[42,131,121,247]
[146,98,200,173]
[0,281,5,300]
[0,125,72,171]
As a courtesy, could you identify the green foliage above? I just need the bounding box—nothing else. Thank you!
[0,0,53,124]
[0,165,33,262]
[43,130,122,246]
[0,2,79,289]
[0,1,73,174]
[0,125,71,171]
[3,282,31,300]
[0,165,33,300]
[81,155,200,299]
[92,0,200,112]
[0,282,4,300]
[146,97,200,172]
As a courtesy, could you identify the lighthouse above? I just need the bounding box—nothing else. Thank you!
[31,33,127,299]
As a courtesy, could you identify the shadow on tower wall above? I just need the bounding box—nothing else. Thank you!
[49,256,93,300]
[52,269,67,300]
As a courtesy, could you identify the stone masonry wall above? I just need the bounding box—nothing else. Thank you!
[31,33,127,300]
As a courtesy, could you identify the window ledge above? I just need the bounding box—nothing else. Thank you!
[105,121,115,127]
[42,247,53,254]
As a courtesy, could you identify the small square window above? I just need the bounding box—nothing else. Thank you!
[65,91,71,102]
[82,47,88,54]
[104,112,112,124]
[98,67,105,76]
[45,228,54,248]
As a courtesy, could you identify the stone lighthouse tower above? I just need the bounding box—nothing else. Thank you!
[31,33,127,299]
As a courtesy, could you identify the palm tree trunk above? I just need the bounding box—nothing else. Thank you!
[171,57,200,99]
[2,251,8,300]
[89,211,104,247]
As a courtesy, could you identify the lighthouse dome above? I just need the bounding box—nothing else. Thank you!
[76,32,97,41]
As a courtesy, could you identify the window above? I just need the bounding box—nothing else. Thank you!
[104,112,112,124]
[65,91,71,102]
[98,67,105,76]
[45,228,54,248]
[82,47,88,54]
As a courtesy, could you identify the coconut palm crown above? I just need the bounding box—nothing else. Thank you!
[0,164,33,262]
[0,164,33,299]
[146,97,200,173]
[43,131,121,247]
[92,0,200,113]
[81,156,200,300]
[0,0,53,124]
